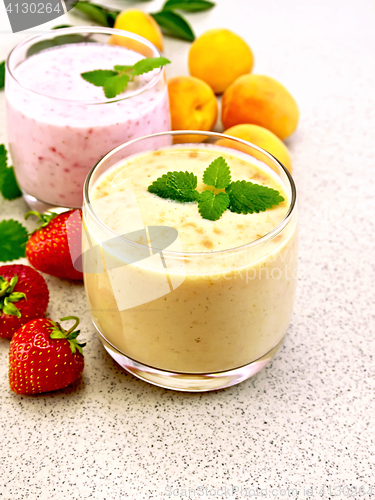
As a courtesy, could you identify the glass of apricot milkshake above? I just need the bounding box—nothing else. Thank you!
[82,131,298,391]
[5,27,170,211]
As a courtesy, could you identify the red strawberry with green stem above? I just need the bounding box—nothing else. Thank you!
[9,316,85,395]
[0,264,49,339]
[25,209,83,281]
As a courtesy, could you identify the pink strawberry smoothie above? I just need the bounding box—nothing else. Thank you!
[6,42,171,208]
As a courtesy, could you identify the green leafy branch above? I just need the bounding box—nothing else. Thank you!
[148,156,285,221]
[73,0,215,42]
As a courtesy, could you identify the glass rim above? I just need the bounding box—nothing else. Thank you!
[5,26,164,105]
[83,130,297,258]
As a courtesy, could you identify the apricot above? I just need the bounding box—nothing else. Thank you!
[167,76,218,143]
[221,75,299,140]
[109,9,164,55]
[189,29,254,94]
[217,124,292,173]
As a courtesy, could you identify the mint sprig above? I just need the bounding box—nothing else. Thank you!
[81,57,171,98]
[0,144,22,200]
[147,156,285,221]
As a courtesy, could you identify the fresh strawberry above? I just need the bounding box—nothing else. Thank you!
[25,209,83,281]
[0,264,49,339]
[9,316,85,395]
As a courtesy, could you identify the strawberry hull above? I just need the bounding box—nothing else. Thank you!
[0,265,49,339]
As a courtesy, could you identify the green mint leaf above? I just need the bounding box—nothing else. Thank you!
[148,171,199,202]
[166,171,199,201]
[0,144,7,171]
[131,57,171,76]
[151,11,195,41]
[0,61,4,90]
[103,74,130,98]
[148,173,171,198]
[202,156,231,189]
[0,144,22,200]
[0,220,28,262]
[73,1,118,27]
[198,190,229,221]
[163,0,215,12]
[113,65,134,72]
[1,167,22,200]
[226,180,285,214]
[81,69,118,87]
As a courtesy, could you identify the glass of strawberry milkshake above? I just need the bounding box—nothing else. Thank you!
[5,27,171,211]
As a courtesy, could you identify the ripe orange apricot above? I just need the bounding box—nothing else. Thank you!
[222,75,299,140]
[189,29,254,94]
[110,9,164,54]
[167,76,218,143]
[218,124,292,173]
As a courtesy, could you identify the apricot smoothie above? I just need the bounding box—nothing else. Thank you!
[6,29,170,209]
[83,137,298,389]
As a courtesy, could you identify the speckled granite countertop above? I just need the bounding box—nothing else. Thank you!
[0,0,374,498]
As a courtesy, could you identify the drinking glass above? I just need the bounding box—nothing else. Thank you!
[82,131,298,392]
[5,27,170,211]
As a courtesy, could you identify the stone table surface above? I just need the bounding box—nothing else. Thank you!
[0,0,374,498]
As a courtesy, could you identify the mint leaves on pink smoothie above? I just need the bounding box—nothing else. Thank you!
[148,156,285,221]
[81,56,171,98]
